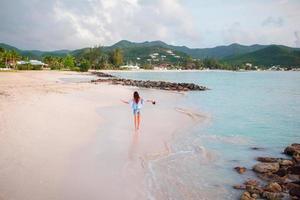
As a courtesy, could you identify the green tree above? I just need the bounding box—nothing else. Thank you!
[78,59,91,72]
[79,45,104,69]
[43,56,64,70]
[10,50,20,69]
[0,48,4,67]
[203,58,222,69]
[63,54,75,69]
[111,48,123,67]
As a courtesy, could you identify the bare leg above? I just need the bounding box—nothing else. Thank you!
[137,113,141,130]
[134,114,137,130]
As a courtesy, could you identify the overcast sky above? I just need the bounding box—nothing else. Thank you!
[0,0,300,50]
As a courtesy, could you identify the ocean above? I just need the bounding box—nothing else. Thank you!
[110,70,300,199]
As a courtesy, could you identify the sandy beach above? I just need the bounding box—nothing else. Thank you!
[0,71,204,200]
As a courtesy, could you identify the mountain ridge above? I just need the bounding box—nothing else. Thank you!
[1,41,300,67]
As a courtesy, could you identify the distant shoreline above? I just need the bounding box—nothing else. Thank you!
[93,69,300,73]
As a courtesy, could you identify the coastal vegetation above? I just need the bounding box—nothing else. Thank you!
[0,45,126,72]
[1,40,300,71]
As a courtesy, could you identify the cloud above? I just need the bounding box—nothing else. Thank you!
[0,0,199,50]
[295,31,300,47]
[262,17,284,27]
[222,22,255,45]
[0,0,300,49]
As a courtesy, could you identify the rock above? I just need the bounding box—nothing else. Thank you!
[257,157,281,163]
[93,77,207,91]
[287,174,300,181]
[293,155,300,164]
[244,179,260,186]
[240,191,255,200]
[246,185,264,195]
[251,147,265,151]
[263,191,283,200]
[234,166,247,174]
[253,162,280,173]
[279,159,294,166]
[92,72,116,78]
[233,184,246,190]
[251,193,259,199]
[275,167,289,177]
[284,144,300,156]
[289,166,300,175]
[265,182,282,193]
[290,187,300,198]
[258,173,286,183]
[286,182,300,191]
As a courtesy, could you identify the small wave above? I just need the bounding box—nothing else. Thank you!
[193,145,216,163]
[199,134,250,144]
[175,107,206,121]
[144,143,216,165]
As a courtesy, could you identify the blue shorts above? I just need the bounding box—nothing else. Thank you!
[133,108,141,115]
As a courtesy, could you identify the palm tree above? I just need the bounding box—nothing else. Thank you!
[10,50,19,69]
[4,51,11,68]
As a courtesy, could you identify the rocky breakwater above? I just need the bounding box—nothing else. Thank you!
[233,143,300,200]
[91,72,208,91]
[91,71,116,78]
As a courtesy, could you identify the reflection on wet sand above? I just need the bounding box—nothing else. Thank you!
[128,130,140,161]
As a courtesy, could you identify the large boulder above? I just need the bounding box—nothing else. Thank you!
[258,173,286,183]
[275,167,289,177]
[284,143,300,156]
[253,162,280,173]
[289,187,300,198]
[279,159,293,166]
[257,157,281,163]
[288,165,300,175]
[244,179,260,186]
[240,191,255,200]
[246,185,264,196]
[265,182,282,193]
[262,191,283,200]
[293,155,300,163]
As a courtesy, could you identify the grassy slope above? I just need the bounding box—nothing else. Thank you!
[223,45,300,67]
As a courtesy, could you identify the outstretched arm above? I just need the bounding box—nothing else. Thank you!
[146,99,156,105]
[121,99,129,104]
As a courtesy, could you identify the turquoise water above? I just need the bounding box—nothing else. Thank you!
[111,71,300,199]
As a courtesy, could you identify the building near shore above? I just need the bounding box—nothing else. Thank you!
[120,64,140,70]
[17,60,47,67]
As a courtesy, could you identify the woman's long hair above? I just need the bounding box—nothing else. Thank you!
[133,91,140,104]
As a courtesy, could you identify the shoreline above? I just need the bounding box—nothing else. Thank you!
[92,69,300,73]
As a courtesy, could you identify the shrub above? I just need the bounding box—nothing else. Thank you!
[17,64,32,70]
[77,59,90,72]
[71,66,81,72]
[32,65,42,70]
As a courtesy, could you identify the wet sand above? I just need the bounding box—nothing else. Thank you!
[0,71,204,200]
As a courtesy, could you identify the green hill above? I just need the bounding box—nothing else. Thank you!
[121,46,188,64]
[105,40,267,59]
[0,43,70,59]
[101,40,188,64]
[1,41,300,67]
[223,45,300,67]
[172,43,267,59]
[0,43,20,52]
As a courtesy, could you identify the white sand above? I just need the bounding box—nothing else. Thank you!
[0,71,204,200]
